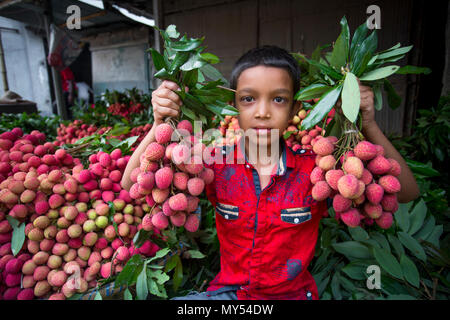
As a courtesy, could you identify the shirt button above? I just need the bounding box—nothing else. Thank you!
[245,164,250,169]
[225,215,229,219]
[294,218,299,223]
[307,292,312,297]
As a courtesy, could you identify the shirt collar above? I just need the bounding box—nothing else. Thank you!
[235,135,295,176]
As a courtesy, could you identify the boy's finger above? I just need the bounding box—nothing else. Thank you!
[157,106,179,118]
[155,88,182,105]
[161,80,181,92]
[154,96,181,111]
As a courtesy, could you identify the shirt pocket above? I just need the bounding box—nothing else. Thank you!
[216,202,239,221]
[280,206,312,225]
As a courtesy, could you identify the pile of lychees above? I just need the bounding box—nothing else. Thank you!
[129,120,214,233]
[284,105,336,152]
[55,120,152,149]
[310,137,400,229]
[0,128,160,300]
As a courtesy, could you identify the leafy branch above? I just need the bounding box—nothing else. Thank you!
[149,25,238,128]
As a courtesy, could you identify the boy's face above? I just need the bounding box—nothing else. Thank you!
[234,66,300,150]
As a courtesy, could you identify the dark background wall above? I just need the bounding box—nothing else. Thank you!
[159,0,448,137]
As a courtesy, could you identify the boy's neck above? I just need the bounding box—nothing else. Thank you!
[243,137,282,174]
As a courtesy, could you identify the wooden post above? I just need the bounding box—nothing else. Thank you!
[44,7,68,120]
[0,31,9,93]
[152,0,163,89]
[153,0,163,53]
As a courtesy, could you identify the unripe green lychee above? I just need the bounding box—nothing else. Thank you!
[83,220,96,232]
[95,216,108,229]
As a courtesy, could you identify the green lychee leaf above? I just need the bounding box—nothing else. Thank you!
[151,269,170,285]
[124,288,133,300]
[186,249,206,259]
[136,262,149,300]
[173,255,183,292]
[6,216,25,257]
[400,254,420,288]
[147,247,171,264]
[341,72,360,123]
[94,292,103,300]
[372,247,403,280]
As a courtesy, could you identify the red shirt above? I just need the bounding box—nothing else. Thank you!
[204,136,328,300]
[60,67,77,92]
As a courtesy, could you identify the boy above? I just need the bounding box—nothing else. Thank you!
[122,45,420,300]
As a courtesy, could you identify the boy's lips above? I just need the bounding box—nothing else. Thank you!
[252,127,272,134]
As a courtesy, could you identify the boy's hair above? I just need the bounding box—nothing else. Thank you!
[230,45,301,97]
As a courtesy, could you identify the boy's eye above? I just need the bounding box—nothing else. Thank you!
[274,97,286,103]
[241,96,254,103]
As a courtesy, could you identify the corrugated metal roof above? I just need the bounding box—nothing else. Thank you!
[0,0,154,37]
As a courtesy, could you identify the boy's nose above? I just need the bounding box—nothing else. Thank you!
[255,100,271,119]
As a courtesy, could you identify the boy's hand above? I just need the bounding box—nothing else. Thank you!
[358,80,376,130]
[335,79,376,130]
[152,80,184,125]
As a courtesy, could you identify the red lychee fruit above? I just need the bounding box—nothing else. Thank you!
[381,193,398,212]
[337,174,359,199]
[168,193,188,211]
[343,157,364,179]
[184,214,199,232]
[388,158,401,177]
[325,169,344,190]
[364,202,383,219]
[187,177,205,196]
[367,156,392,175]
[318,155,336,171]
[177,120,193,135]
[378,175,401,194]
[340,208,362,228]
[312,138,334,156]
[151,211,169,230]
[375,211,393,229]
[155,123,174,144]
[145,142,165,161]
[310,167,325,184]
[171,144,190,164]
[170,212,187,227]
[155,167,173,189]
[365,183,384,204]
[332,194,352,213]
[312,181,331,201]
[354,141,377,161]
